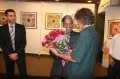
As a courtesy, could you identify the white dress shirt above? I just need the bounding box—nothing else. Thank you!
[8,23,15,50]
[110,33,120,60]
[8,23,15,34]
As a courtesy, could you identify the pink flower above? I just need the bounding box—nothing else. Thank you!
[55,35,64,42]
[42,39,46,43]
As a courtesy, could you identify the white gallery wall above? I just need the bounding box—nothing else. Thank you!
[0,1,95,55]
[102,7,120,68]
[67,3,95,15]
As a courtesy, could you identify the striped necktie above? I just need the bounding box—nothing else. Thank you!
[10,26,15,51]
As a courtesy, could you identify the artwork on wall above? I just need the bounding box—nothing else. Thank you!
[45,13,62,29]
[72,14,81,32]
[108,19,120,38]
[0,10,7,26]
[21,12,37,29]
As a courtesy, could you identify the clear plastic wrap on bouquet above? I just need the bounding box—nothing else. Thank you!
[55,45,69,54]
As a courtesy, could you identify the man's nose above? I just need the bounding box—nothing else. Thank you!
[66,24,71,27]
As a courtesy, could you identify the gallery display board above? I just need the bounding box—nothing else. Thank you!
[0,1,95,55]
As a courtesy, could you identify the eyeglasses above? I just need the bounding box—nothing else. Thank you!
[63,23,73,26]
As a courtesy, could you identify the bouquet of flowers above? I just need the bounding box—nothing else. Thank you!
[42,29,69,54]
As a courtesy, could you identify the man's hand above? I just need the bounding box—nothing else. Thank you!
[50,48,60,57]
[50,48,76,62]
[68,49,73,54]
[102,41,109,54]
[109,57,115,67]
[9,53,18,61]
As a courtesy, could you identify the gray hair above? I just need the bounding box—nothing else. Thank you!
[62,15,73,24]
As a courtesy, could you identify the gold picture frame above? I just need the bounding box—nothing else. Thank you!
[0,10,7,26]
[72,14,81,32]
[45,13,62,29]
[21,12,37,29]
[108,19,120,39]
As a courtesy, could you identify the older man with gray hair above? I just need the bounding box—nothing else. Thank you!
[49,15,80,79]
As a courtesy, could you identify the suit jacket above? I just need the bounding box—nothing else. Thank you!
[49,30,80,77]
[0,23,26,58]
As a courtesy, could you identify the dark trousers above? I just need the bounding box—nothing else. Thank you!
[108,58,120,79]
[50,73,68,79]
[4,56,28,79]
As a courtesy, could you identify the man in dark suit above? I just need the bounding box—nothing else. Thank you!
[0,9,28,79]
[49,15,80,79]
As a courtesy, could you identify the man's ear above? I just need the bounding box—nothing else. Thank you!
[5,16,8,21]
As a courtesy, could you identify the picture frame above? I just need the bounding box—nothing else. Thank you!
[0,10,7,26]
[21,12,37,29]
[45,13,62,29]
[108,19,120,38]
[72,14,81,32]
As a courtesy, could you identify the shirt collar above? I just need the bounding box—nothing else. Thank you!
[8,23,15,27]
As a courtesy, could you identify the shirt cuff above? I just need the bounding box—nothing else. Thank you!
[109,49,112,54]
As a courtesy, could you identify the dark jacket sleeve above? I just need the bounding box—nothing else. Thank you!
[16,25,26,56]
[49,50,58,59]
[98,44,102,52]
[0,26,11,55]
[69,31,80,49]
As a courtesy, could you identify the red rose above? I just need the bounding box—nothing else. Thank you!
[52,42,56,47]
[56,30,60,34]
[54,34,58,38]
[47,43,51,47]
[52,30,56,34]
[52,34,58,39]
[59,30,64,34]
[49,32,53,37]
[42,41,46,46]
[45,35,49,40]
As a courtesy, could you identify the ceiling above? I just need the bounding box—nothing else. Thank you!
[3,0,100,4]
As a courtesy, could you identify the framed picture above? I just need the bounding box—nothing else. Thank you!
[108,19,120,38]
[0,10,7,26]
[21,12,37,29]
[72,14,81,32]
[45,13,62,29]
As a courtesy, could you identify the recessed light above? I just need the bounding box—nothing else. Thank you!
[55,0,59,1]
[88,0,92,3]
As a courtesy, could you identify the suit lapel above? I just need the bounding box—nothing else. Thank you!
[15,23,19,47]
[5,24,12,47]
[70,30,74,36]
